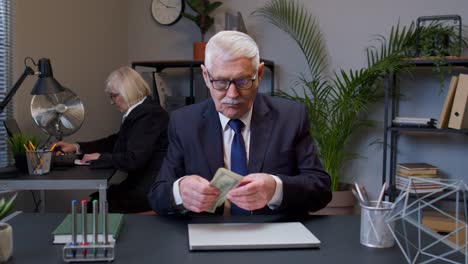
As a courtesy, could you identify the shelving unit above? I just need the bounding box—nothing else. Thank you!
[382,57,468,197]
[131,59,275,105]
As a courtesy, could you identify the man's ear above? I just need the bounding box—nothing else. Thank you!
[257,62,265,82]
[200,64,211,89]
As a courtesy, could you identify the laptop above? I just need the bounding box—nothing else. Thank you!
[3,118,21,137]
[188,222,321,251]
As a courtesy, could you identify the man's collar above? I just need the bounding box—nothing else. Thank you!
[218,107,253,131]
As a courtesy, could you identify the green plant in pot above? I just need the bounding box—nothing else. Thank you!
[7,133,38,173]
[254,0,414,203]
[183,0,222,60]
[0,191,17,262]
[0,192,17,221]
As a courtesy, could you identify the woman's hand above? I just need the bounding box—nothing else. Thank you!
[81,153,101,163]
[54,141,77,155]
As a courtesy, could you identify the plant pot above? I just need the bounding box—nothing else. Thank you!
[13,154,28,174]
[311,188,355,215]
[193,42,207,61]
[0,222,13,262]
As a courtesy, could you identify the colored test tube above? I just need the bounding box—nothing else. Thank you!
[71,200,77,244]
[92,200,98,243]
[103,201,108,244]
[81,200,88,243]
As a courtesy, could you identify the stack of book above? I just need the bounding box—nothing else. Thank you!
[392,117,436,128]
[395,163,444,193]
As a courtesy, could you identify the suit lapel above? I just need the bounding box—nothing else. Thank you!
[202,100,224,178]
[248,95,273,173]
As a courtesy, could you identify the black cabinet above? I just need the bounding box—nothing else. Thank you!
[382,57,468,197]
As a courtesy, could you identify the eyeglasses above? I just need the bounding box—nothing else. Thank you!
[109,93,120,101]
[207,70,257,91]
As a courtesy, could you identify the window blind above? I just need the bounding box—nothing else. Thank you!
[0,0,13,167]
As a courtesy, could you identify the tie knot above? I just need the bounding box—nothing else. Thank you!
[228,119,244,134]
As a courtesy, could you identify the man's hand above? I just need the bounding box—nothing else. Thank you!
[54,141,77,155]
[226,173,276,211]
[179,175,220,213]
[81,153,101,163]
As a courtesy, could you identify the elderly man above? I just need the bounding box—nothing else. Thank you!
[148,31,331,215]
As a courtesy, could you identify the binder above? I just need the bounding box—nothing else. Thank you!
[448,74,468,129]
[437,76,458,129]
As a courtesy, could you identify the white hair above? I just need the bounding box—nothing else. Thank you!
[105,66,150,106]
[205,31,260,71]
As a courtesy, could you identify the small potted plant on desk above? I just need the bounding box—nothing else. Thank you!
[7,133,38,173]
[0,191,17,262]
[183,0,222,60]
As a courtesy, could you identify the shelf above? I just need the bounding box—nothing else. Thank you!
[401,56,468,67]
[388,126,468,135]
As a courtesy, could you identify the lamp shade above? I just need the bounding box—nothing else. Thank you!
[30,58,65,95]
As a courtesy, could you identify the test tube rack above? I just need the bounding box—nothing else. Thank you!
[62,200,115,262]
[63,243,115,262]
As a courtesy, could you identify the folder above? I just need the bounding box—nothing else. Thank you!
[448,74,468,129]
[437,76,458,129]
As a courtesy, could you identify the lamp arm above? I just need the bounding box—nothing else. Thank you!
[0,66,35,114]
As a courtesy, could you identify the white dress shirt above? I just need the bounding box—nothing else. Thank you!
[172,108,284,210]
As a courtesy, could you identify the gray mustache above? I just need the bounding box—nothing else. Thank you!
[221,97,245,105]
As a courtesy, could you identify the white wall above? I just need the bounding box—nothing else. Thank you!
[13,0,128,211]
[128,0,468,199]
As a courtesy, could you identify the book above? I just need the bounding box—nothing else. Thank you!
[448,74,468,129]
[396,169,437,176]
[397,163,438,171]
[437,76,459,129]
[392,117,436,127]
[52,213,123,244]
[395,184,444,194]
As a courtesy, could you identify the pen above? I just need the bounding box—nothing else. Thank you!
[354,182,368,206]
[376,182,388,208]
[81,200,89,257]
[71,200,78,258]
[92,200,98,257]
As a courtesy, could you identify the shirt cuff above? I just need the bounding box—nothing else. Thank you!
[267,174,283,209]
[74,143,81,154]
[172,177,186,205]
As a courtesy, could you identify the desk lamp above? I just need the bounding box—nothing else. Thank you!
[0,57,65,113]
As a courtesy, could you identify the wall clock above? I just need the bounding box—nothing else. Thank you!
[151,0,185,26]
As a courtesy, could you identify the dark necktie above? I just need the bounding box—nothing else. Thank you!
[228,119,250,215]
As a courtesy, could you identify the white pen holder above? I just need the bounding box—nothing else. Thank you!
[63,242,115,262]
[0,222,13,263]
[360,201,395,248]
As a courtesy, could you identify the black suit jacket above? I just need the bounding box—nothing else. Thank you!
[80,96,168,213]
[148,94,331,215]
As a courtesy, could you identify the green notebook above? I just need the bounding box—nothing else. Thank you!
[52,213,124,244]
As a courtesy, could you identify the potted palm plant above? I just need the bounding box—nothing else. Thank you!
[254,0,419,214]
[183,0,222,60]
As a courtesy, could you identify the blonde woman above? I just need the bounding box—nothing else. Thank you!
[57,66,169,213]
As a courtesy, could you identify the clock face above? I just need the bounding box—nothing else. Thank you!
[151,0,184,26]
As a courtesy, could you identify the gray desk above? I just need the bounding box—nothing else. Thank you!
[0,166,114,213]
[6,213,406,263]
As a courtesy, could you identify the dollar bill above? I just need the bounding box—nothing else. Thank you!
[207,168,243,213]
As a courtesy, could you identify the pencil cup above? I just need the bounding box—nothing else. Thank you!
[0,222,13,262]
[25,150,52,175]
[360,201,395,248]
